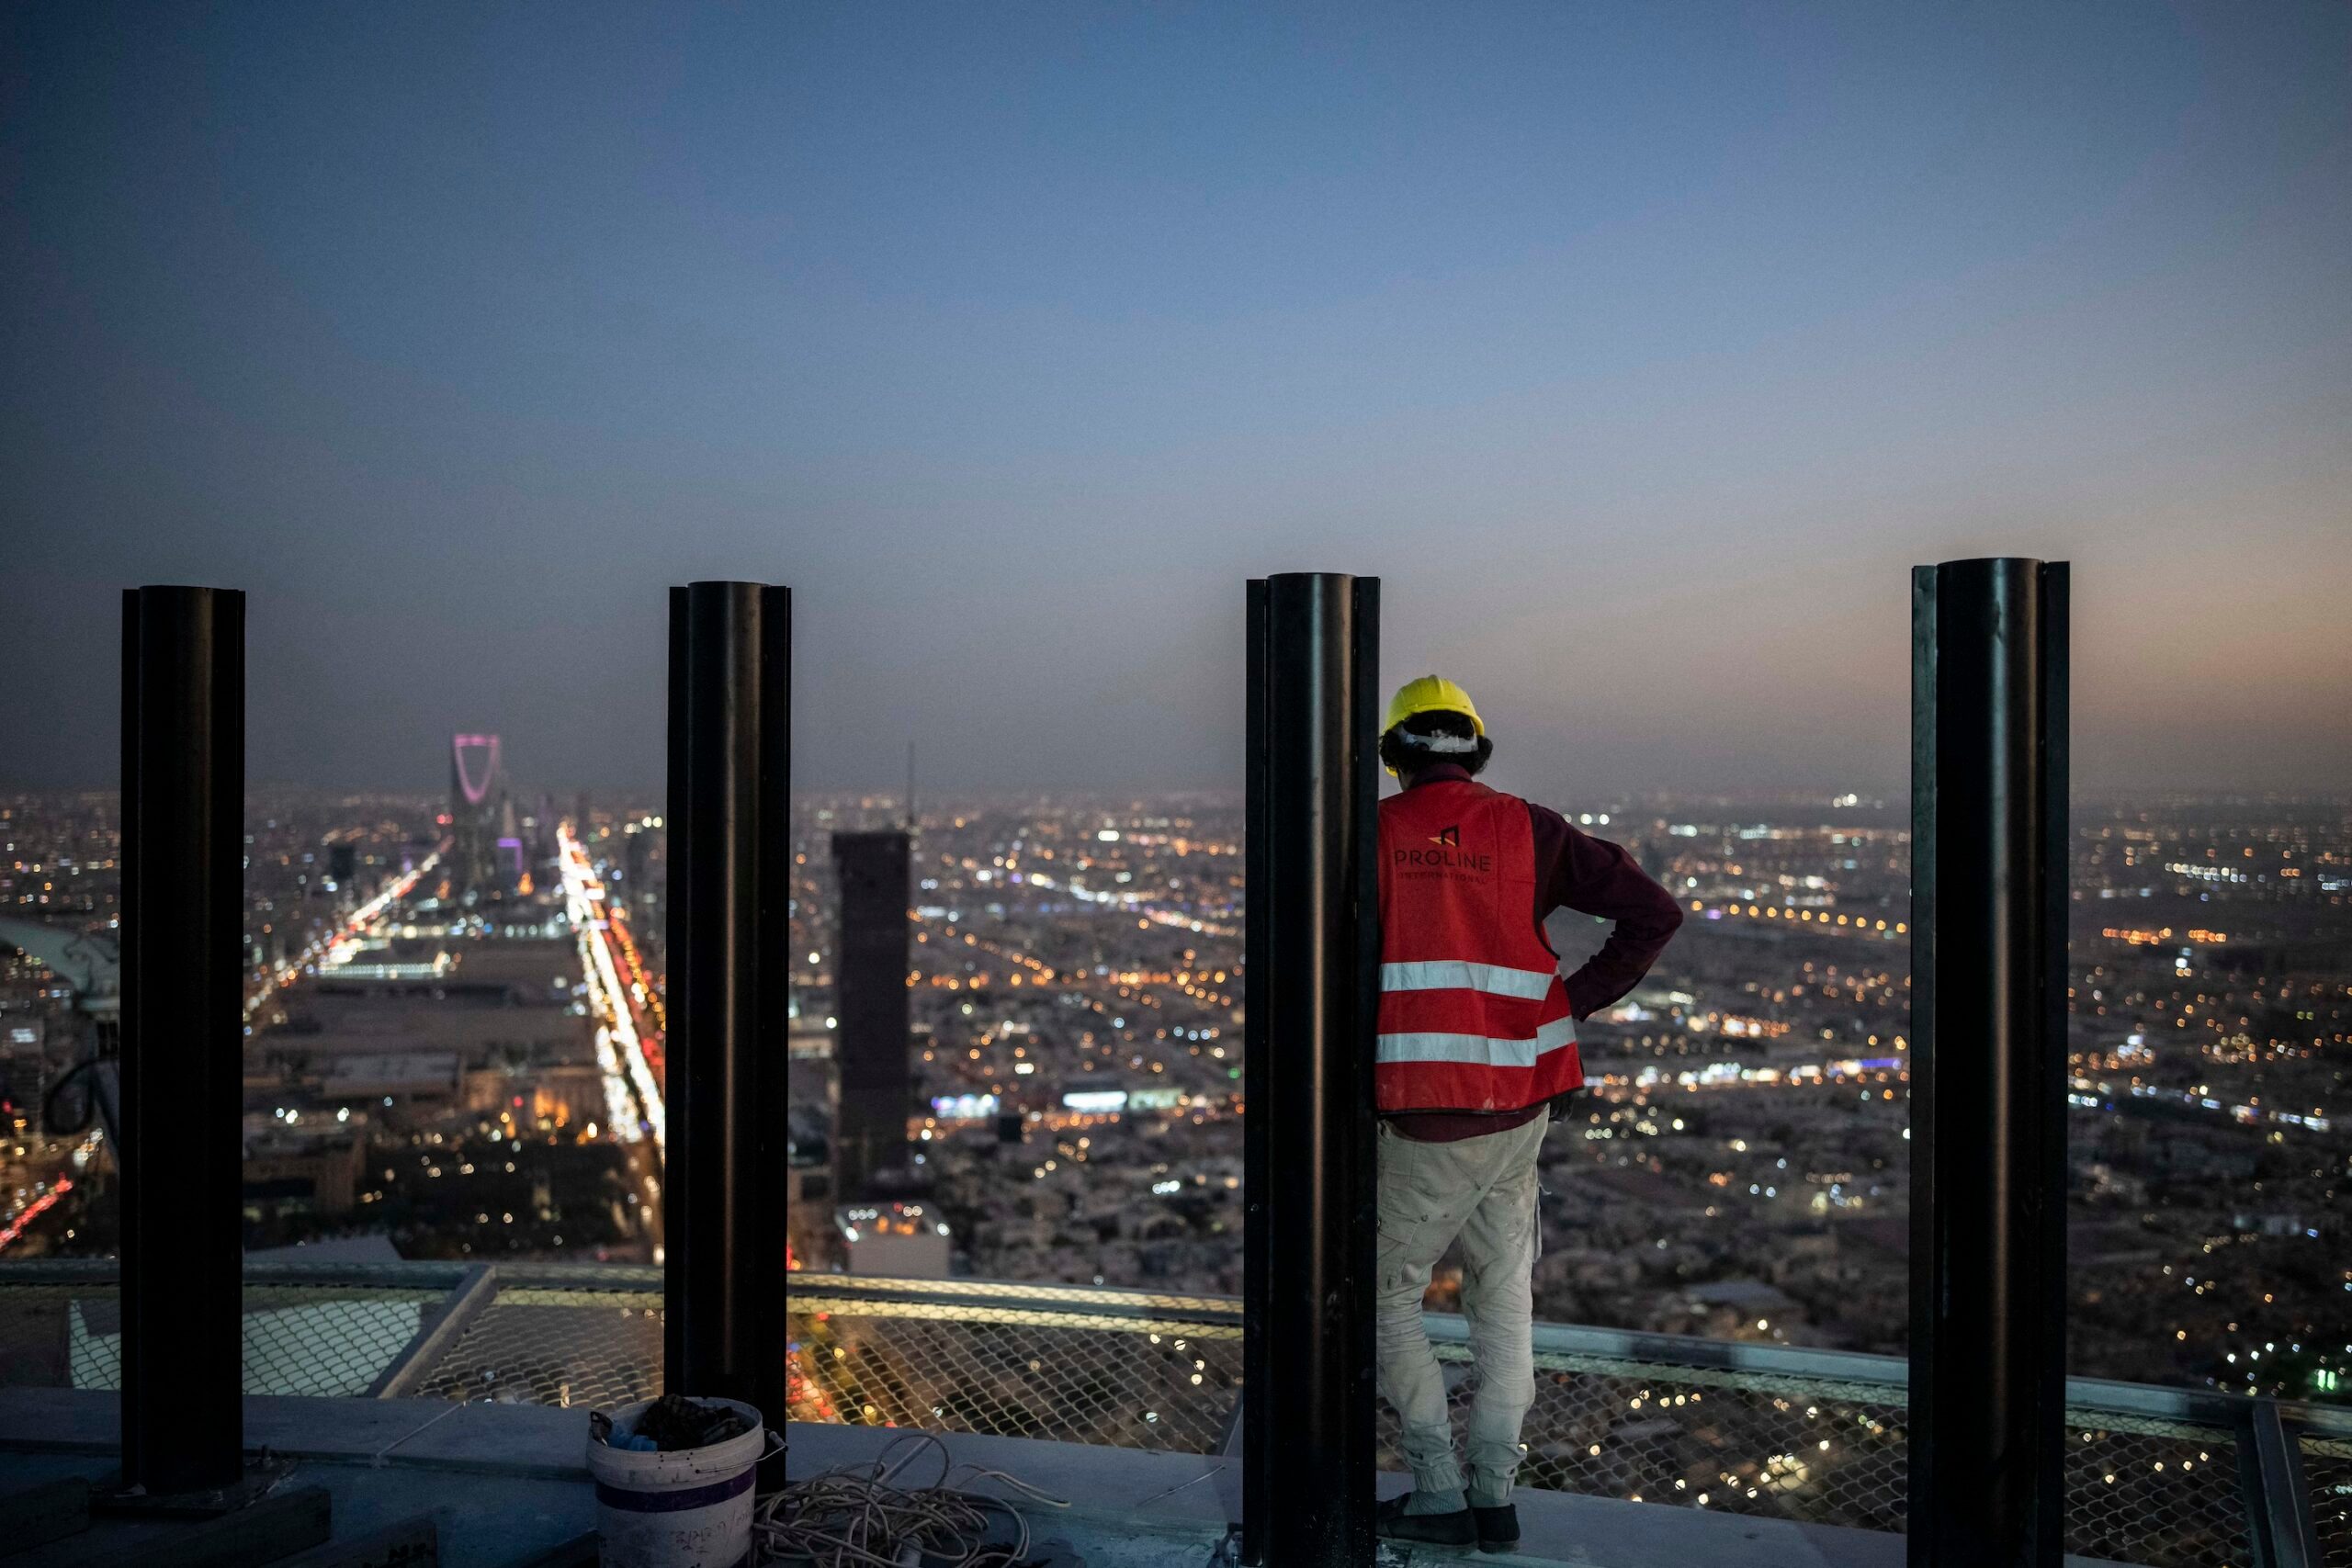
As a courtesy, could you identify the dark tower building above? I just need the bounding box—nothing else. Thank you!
[831,829,911,1199]
[1637,830,1669,884]
[623,819,666,948]
[624,821,651,893]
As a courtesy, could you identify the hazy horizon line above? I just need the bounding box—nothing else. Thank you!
[9,781,2346,812]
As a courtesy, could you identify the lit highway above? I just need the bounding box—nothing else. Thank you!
[244,847,444,1029]
[1683,900,1906,941]
[2070,1076,2337,1141]
[557,824,667,1153]
[2,844,441,1258]
[1021,871,1240,939]
[0,1126,101,1259]
[0,1174,74,1258]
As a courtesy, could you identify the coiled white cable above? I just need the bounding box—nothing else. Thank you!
[756,1430,1070,1568]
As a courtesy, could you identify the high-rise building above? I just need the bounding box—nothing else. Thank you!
[448,733,505,900]
[622,819,666,944]
[831,829,911,1200]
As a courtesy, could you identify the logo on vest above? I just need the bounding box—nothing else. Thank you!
[1394,823,1492,874]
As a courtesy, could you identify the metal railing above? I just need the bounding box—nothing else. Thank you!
[2,1260,2340,1565]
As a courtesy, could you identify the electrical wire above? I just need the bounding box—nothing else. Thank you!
[756,1431,1069,1568]
[41,1055,103,1136]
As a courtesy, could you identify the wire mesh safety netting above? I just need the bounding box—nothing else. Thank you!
[786,1285,1242,1456]
[0,1277,115,1390]
[1381,1344,2261,1568]
[0,1261,2320,1568]
[0,1274,444,1398]
[1374,1345,1912,1532]
[410,1284,664,1409]
[2306,1437,2352,1568]
[2059,1416,2252,1568]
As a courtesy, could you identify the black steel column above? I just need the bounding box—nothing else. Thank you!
[1242,572,1379,1568]
[119,585,245,1494]
[665,581,793,1430]
[1909,558,2069,1567]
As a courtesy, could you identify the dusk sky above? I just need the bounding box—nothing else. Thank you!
[4,3,2346,802]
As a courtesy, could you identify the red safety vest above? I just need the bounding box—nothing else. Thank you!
[1375,777,1583,1114]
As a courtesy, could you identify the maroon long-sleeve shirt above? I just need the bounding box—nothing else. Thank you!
[1385,762,1684,1142]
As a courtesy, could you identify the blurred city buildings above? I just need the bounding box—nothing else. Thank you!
[0,784,2344,1406]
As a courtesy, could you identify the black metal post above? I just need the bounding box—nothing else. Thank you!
[1909,558,2069,1567]
[665,581,794,1432]
[1242,572,1379,1568]
[119,585,245,1494]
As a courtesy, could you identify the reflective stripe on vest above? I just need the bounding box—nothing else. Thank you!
[1379,959,1557,1000]
[1375,1013,1578,1069]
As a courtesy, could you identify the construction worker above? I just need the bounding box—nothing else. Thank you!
[1373,675,1683,1551]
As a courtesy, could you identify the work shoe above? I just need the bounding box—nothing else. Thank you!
[1376,1494,1476,1547]
[1471,1503,1520,1554]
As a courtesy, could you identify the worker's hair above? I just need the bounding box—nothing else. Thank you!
[1380,709,1493,778]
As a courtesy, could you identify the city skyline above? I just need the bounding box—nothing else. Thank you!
[5,778,2342,1412]
[5,4,2349,796]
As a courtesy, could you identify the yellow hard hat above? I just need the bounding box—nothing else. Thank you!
[1384,675,1484,739]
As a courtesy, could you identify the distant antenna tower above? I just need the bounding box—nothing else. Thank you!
[904,741,917,831]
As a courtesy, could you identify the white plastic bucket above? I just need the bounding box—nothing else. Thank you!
[586,1397,765,1568]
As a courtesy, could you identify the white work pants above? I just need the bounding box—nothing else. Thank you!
[1374,1110,1548,1502]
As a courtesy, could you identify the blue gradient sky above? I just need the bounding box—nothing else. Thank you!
[4,2,2346,799]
